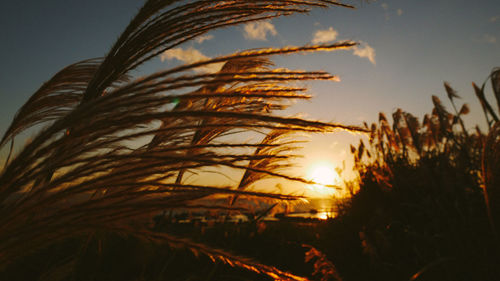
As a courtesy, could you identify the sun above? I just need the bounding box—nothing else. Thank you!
[306,162,341,196]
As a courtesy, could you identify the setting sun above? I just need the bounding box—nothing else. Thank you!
[307,162,341,196]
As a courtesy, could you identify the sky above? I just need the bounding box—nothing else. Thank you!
[0,0,499,196]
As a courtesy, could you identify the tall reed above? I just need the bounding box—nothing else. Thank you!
[344,68,500,280]
[0,1,364,279]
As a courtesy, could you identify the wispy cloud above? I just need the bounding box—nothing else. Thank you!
[483,34,497,44]
[353,42,376,65]
[195,34,214,44]
[243,21,277,40]
[312,27,338,44]
[381,3,403,20]
[381,3,390,21]
[490,16,499,23]
[160,47,223,73]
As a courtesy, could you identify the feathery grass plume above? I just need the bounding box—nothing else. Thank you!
[444,81,460,100]
[0,0,364,278]
[231,129,300,205]
[403,111,422,155]
[459,103,470,115]
[0,58,122,148]
[151,57,277,185]
[357,139,365,160]
[353,90,485,170]
[431,95,453,140]
[377,112,398,156]
[422,114,435,150]
[80,0,354,103]
[444,82,469,138]
[392,108,413,156]
[368,123,376,144]
[0,58,361,273]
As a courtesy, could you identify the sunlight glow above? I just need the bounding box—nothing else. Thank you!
[317,212,329,220]
[306,162,341,196]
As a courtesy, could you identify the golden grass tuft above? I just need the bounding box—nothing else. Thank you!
[0,0,363,279]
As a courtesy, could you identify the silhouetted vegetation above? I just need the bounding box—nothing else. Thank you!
[0,1,361,280]
[2,0,500,280]
[339,68,500,280]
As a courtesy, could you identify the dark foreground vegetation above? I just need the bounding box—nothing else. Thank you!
[4,68,500,281]
[1,0,500,280]
[342,69,500,280]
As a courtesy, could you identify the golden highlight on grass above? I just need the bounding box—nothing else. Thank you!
[0,0,362,279]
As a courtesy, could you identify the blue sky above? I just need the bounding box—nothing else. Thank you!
[0,0,499,194]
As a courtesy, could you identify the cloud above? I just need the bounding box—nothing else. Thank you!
[483,34,497,44]
[195,34,214,44]
[160,47,223,73]
[353,43,376,65]
[381,3,403,20]
[312,27,338,44]
[490,16,499,23]
[243,21,277,40]
[381,3,390,21]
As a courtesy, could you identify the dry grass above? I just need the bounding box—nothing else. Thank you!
[0,1,364,280]
[344,67,500,280]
